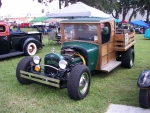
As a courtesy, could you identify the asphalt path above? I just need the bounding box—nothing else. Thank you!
[106,104,150,113]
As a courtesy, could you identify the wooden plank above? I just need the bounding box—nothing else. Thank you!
[102,44,108,56]
[115,42,125,46]
[101,55,108,66]
[115,41,135,51]
[108,42,115,52]
[115,32,135,51]
[101,60,121,72]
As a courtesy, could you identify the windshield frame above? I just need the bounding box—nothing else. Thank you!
[61,23,100,43]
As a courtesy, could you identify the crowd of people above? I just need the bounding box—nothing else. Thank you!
[117,22,146,34]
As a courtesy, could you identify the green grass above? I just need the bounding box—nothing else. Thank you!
[0,29,150,113]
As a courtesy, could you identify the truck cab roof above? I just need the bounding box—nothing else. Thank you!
[60,17,115,23]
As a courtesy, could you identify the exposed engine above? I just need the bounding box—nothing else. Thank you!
[44,48,84,75]
[62,48,75,57]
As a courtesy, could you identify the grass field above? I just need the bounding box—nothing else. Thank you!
[0,29,150,113]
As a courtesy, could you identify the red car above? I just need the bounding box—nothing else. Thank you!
[20,23,29,28]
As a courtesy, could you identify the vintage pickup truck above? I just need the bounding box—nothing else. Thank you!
[16,18,135,100]
[0,21,43,59]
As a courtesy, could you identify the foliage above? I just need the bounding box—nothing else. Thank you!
[139,0,150,22]
[1,0,150,22]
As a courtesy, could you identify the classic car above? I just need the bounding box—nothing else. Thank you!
[0,21,43,59]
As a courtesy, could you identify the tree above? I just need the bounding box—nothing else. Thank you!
[128,0,145,22]
[29,0,150,22]
[0,0,2,8]
[139,0,150,23]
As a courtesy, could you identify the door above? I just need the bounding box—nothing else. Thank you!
[100,21,116,68]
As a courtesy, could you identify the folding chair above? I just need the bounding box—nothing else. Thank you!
[48,31,59,45]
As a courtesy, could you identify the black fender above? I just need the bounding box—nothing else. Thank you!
[137,70,150,88]
[23,37,42,50]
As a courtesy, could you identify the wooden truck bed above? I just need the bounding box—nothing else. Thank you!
[115,32,135,51]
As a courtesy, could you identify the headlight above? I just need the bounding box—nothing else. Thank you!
[33,56,41,64]
[59,60,67,69]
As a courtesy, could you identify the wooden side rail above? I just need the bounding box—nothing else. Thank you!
[115,32,135,51]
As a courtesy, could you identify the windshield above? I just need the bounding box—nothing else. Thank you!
[64,24,98,41]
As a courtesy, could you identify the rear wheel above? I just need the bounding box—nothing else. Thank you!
[16,56,33,85]
[25,42,37,56]
[121,48,134,68]
[67,65,91,100]
[139,89,150,108]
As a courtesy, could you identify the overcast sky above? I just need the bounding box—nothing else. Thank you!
[0,0,59,17]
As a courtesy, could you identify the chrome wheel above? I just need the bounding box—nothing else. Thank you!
[130,53,134,67]
[79,72,89,95]
[67,65,91,100]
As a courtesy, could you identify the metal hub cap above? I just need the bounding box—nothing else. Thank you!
[29,45,35,53]
[79,72,89,95]
[130,54,134,66]
[148,89,150,104]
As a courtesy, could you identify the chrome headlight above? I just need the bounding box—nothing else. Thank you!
[59,60,67,69]
[33,56,41,64]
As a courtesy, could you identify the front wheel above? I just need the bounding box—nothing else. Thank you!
[67,65,91,100]
[16,56,33,85]
[139,89,150,108]
[25,42,37,56]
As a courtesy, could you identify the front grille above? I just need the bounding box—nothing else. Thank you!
[44,57,60,74]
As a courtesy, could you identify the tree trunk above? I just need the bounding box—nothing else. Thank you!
[146,8,150,23]
[128,13,134,22]
[122,10,126,20]
[74,0,78,3]
[64,0,68,7]
[0,0,2,8]
[112,10,119,19]
[59,0,61,9]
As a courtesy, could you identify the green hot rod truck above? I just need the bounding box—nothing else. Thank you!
[16,18,135,100]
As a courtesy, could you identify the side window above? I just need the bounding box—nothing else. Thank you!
[101,22,111,44]
[0,25,6,32]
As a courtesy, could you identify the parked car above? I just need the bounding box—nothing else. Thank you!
[20,23,29,28]
[0,21,43,59]
[16,18,135,100]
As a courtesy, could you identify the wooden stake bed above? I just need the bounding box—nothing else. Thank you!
[115,32,135,51]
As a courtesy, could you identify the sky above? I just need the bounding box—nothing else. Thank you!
[0,0,59,17]
[0,0,147,21]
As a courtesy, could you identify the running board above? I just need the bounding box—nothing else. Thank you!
[0,51,24,59]
[101,61,121,73]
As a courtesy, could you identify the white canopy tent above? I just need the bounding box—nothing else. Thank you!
[46,2,111,18]
[44,18,67,23]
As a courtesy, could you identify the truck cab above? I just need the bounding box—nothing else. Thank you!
[60,18,135,72]
[0,21,43,59]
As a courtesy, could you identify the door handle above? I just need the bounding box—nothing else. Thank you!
[3,36,8,41]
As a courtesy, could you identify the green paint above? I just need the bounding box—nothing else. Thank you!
[63,41,99,71]
[46,60,59,67]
